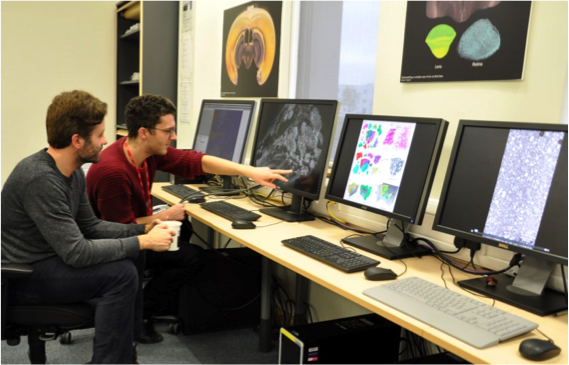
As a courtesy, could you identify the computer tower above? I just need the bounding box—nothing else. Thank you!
[178,247,262,335]
[279,314,400,364]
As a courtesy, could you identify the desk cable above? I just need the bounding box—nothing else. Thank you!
[178,186,254,204]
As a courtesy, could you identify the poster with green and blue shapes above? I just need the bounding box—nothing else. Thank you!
[401,1,531,82]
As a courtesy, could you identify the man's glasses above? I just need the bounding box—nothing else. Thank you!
[148,127,176,138]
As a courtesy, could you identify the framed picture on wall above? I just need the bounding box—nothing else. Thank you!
[400,1,532,83]
[221,1,282,97]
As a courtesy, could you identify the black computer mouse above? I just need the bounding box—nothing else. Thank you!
[231,219,256,230]
[519,339,561,361]
[187,196,206,204]
[364,267,397,281]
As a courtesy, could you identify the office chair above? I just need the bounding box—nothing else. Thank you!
[2,263,95,364]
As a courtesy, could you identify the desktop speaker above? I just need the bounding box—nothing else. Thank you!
[279,313,400,364]
[177,247,262,335]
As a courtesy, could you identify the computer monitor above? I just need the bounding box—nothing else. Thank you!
[325,115,448,259]
[432,120,567,316]
[192,99,255,195]
[250,99,339,222]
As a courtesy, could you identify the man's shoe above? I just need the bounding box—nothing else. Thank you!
[138,318,164,344]
[83,343,140,365]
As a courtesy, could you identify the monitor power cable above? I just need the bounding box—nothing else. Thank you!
[561,264,568,306]
[414,236,521,276]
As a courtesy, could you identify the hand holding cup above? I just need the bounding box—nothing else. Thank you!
[163,221,182,251]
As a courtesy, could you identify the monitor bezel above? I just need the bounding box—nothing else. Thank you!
[192,99,256,164]
[325,114,448,225]
[432,119,568,266]
[250,98,340,201]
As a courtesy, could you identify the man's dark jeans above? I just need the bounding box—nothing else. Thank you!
[8,254,145,364]
[144,241,203,318]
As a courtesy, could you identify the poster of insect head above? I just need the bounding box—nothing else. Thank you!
[221,1,282,97]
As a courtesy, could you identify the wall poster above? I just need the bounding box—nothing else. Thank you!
[400,1,532,83]
[221,1,282,97]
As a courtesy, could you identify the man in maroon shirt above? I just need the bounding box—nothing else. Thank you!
[87,94,291,343]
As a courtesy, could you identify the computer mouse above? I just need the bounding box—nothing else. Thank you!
[519,339,561,361]
[231,219,256,230]
[186,196,206,204]
[364,267,397,281]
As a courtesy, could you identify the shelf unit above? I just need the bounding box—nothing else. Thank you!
[115,1,179,191]
[116,1,141,137]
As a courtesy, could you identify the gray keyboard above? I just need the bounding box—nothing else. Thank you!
[363,276,538,349]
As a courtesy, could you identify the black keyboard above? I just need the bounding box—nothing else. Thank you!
[200,201,262,221]
[161,184,206,200]
[282,235,380,273]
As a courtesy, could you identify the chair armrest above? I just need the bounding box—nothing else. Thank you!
[1,263,34,280]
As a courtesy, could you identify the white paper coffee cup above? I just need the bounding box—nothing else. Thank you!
[164,221,182,251]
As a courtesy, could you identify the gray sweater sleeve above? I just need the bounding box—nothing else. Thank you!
[24,175,142,268]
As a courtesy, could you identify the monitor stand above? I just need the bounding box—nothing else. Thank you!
[260,194,315,222]
[342,220,432,260]
[199,175,240,196]
[458,256,567,316]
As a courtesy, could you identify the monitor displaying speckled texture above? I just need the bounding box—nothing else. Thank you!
[433,120,567,315]
[250,99,339,221]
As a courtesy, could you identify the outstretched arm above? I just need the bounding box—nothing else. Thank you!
[201,155,292,189]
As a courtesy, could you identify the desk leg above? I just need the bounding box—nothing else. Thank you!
[294,274,308,325]
[207,226,216,248]
[259,256,273,352]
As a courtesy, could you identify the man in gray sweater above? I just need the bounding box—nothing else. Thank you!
[1,90,174,364]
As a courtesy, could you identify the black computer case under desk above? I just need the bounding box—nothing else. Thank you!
[178,247,262,335]
[279,313,400,364]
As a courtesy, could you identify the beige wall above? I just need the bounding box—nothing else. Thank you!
[1,1,117,186]
[374,1,568,201]
[176,1,296,151]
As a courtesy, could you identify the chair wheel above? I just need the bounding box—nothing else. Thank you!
[169,322,181,335]
[60,331,72,344]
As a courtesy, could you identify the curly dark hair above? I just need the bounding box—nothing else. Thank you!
[124,94,176,138]
[46,90,107,149]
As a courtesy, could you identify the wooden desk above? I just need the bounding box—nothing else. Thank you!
[152,183,568,364]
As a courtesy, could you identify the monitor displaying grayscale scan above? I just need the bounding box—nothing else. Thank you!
[250,99,339,222]
[325,114,448,260]
[432,120,567,316]
[192,99,255,195]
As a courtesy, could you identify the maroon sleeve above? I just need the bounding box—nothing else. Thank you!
[89,166,139,224]
[153,147,206,179]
